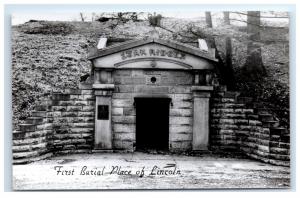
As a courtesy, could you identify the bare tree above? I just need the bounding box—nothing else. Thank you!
[223,12,230,25]
[79,13,86,22]
[223,11,232,71]
[247,11,261,40]
[91,13,96,22]
[201,12,235,89]
[205,12,213,28]
[242,11,266,80]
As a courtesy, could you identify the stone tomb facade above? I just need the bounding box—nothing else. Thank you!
[13,38,290,166]
[88,38,218,152]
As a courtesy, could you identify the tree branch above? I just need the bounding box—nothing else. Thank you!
[230,11,289,19]
[157,25,196,39]
[229,18,263,27]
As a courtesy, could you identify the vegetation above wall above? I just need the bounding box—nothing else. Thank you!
[12,12,289,128]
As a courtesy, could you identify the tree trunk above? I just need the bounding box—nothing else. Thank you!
[223,12,230,25]
[205,12,213,28]
[242,11,266,81]
[207,37,235,90]
[211,35,236,90]
[225,36,235,89]
[80,13,85,22]
[247,11,260,41]
[225,37,232,67]
[221,12,235,89]
[205,12,235,89]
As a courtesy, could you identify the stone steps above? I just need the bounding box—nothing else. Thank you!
[270,127,288,136]
[25,117,44,125]
[13,97,51,164]
[13,152,52,164]
[31,111,47,117]
[247,114,259,119]
[255,108,270,114]
[237,97,253,104]
[13,149,47,159]
[211,89,290,166]
[35,105,50,111]
[13,136,47,146]
[13,142,47,153]
[262,120,280,128]
[258,113,274,122]
[211,103,245,108]
[13,129,51,140]
[252,102,266,109]
[280,134,290,143]
[19,123,36,132]
[13,130,26,139]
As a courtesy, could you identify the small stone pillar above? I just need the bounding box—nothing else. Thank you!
[93,84,114,150]
[191,86,213,150]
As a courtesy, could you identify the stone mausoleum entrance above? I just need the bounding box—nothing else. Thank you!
[88,38,218,152]
[12,36,290,167]
[135,97,170,151]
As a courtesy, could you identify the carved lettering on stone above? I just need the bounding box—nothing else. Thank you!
[121,48,186,60]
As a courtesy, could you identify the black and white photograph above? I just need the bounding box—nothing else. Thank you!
[10,10,291,190]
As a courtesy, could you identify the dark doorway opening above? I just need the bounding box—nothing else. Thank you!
[135,98,170,151]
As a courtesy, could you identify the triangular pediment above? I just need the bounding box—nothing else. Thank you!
[88,38,217,70]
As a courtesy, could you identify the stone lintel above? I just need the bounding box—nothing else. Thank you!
[92,84,115,90]
[94,90,113,96]
[191,86,214,91]
[94,67,114,72]
[92,149,114,153]
[193,92,211,98]
[193,146,209,151]
[79,82,93,89]
[192,86,213,98]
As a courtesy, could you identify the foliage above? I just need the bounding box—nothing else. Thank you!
[20,21,74,35]
[95,12,143,29]
[12,16,289,127]
[148,13,162,27]
[164,19,289,125]
[115,12,140,22]
[12,25,94,128]
[236,75,289,127]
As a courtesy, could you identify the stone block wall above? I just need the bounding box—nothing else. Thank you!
[13,86,95,164]
[13,111,53,164]
[210,89,290,166]
[13,72,290,167]
[50,89,95,155]
[112,69,194,152]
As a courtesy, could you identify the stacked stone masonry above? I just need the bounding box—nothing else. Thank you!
[13,84,290,167]
[13,104,53,164]
[210,89,290,166]
[13,88,95,164]
[112,70,194,151]
[12,38,289,167]
[50,89,95,155]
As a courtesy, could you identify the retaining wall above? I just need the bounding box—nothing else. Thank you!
[13,83,290,166]
[210,89,290,166]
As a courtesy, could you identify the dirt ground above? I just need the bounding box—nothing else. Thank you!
[12,152,290,190]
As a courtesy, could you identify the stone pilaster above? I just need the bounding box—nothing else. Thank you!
[93,83,114,150]
[191,86,213,150]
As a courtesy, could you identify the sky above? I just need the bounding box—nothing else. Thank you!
[11,12,207,25]
[11,12,289,27]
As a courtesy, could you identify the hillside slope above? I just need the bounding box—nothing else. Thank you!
[12,19,289,128]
